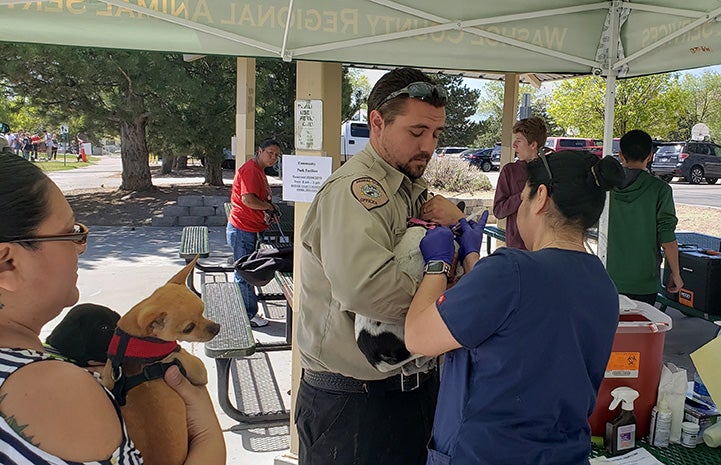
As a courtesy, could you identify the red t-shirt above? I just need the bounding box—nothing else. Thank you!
[229,159,272,233]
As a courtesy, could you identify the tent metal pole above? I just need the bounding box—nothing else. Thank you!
[598,1,621,266]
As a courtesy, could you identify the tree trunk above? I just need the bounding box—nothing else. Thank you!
[161,155,173,174]
[174,156,188,170]
[204,160,224,186]
[119,119,153,192]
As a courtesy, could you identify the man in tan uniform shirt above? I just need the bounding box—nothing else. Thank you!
[296,68,464,465]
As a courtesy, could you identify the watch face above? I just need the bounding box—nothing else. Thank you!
[425,261,446,273]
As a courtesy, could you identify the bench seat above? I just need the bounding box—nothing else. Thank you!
[179,225,209,262]
[202,281,290,423]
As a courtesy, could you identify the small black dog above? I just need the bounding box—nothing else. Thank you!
[45,303,120,368]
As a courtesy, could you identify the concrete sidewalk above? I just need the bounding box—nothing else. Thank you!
[41,225,292,465]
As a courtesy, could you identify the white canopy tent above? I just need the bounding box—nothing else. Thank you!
[4,0,721,146]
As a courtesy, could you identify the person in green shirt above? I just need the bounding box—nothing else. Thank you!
[607,129,683,305]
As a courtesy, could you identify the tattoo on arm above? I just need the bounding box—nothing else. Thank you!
[0,393,40,447]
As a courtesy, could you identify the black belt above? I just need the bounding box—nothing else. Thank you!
[303,368,436,393]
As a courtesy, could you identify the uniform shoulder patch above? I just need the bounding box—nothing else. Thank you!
[350,177,389,210]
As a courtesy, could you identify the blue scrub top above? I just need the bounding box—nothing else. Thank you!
[428,248,619,465]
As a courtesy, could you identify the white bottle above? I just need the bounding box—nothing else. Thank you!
[649,394,672,448]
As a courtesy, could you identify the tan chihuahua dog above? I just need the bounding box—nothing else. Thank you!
[102,258,220,465]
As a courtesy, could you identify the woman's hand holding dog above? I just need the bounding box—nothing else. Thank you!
[165,365,226,465]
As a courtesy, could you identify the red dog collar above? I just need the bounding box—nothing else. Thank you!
[107,328,179,363]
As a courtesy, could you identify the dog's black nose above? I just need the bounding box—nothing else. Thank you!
[208,322,221,335]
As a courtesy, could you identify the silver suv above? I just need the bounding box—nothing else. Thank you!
[651,141,721,184]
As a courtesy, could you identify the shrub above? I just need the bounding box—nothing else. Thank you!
[423,157,493,193]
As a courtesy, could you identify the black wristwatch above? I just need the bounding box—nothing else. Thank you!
[424,260,452,279]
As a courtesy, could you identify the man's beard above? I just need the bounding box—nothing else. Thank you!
[399,155,430,180]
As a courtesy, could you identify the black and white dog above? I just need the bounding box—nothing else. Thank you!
[355,205,484,374]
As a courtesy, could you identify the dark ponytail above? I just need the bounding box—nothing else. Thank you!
[527,150,624,230]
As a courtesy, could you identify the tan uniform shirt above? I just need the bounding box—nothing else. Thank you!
[297,144,428,380]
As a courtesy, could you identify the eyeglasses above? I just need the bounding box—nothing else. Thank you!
[376,81,448,110]
[8,223,89,245]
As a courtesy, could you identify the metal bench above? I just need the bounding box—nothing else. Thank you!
[202,281,290,424]
[482,225,599,254]
[179,226,209,263]
[483,225,506,255]
[260,201,294,246]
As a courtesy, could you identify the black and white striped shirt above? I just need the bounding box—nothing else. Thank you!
[0,348,143,465]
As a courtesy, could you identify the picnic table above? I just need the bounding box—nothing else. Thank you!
[178,227,293,424]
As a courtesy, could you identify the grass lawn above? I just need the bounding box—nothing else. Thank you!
[34,156,98,172]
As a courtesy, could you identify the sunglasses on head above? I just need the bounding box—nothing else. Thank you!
[9,223,89,245]
[538,151,553,181]
[376,81,448,110]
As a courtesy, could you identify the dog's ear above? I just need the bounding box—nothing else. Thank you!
[138,307,168,336]
[167,257,198,286]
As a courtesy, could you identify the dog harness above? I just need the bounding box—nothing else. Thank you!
[107,328,184,406]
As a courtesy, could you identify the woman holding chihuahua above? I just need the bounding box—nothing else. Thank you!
[0,153,224,465]
[405,151,625,465]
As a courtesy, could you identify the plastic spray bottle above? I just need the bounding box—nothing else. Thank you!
[605,386,640,455]
[649,394,672,448]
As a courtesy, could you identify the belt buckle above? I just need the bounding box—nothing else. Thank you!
[400,372,420,392]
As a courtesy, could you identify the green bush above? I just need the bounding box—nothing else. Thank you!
[423,157,493,193]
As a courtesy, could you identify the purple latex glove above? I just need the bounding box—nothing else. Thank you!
[455,210,490,260]
[420,226,455,265]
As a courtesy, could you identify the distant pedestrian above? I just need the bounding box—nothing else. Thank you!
[226,138,281,328]
[44,130,53,161]
[51,133,58,159]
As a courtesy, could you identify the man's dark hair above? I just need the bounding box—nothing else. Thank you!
[619,129,653,162]
[366,68,445,124]
[259,138,281,150]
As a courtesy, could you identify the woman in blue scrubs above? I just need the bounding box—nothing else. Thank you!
[405,150,625,465]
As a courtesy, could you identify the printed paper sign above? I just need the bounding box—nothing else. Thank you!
[282,155,332,203]
[295,99,323,151]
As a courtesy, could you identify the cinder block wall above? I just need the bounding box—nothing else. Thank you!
[152,195,229,227]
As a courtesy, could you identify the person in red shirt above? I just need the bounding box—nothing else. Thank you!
[226,139,280,327]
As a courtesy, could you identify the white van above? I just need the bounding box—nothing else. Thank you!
[341,121,369,163]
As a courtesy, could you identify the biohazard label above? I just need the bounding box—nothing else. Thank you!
[605,352,640,378]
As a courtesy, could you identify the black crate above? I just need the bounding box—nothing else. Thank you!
[664,248,721,315]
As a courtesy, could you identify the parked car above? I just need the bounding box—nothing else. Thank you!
[460,148,497,172]
[651,140,721,184]
[491,143,501,169]
[434,146,470,158]
[545,137,599,158]
[591,138,620,159]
